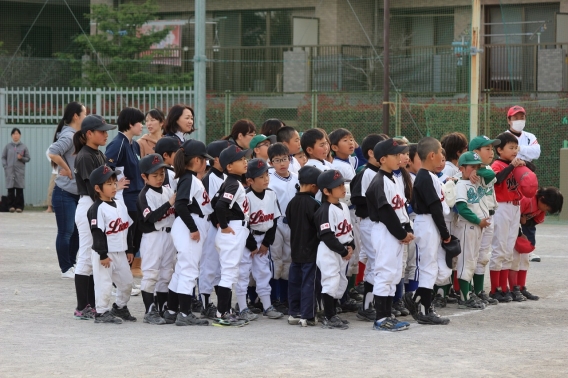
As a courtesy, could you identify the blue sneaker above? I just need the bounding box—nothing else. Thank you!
[373,316,410,332]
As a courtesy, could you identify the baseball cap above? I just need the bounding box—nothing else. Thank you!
[469,136,500,152]
[298,165,322,185]
[89,164,121,188]
[219,144,249,170]
[250,134,271,150]
[246,158,269,179]
[206,140,231,159]
[507,105,526,118]
[373,138,409,160]
[181,140,213,160]
[139,153,168,175]
[81,114,116,133]
[458,151,482,166]
[317,169,349,190]
[154,136,181,155]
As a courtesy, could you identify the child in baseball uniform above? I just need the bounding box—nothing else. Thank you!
[198,140,230,319]
[286,165,322,327]
[87,165,136,324]
[314,169,355,330]
[468,136,501,306]
[235,158,284,321]
[211,145,250,326]
[165,140,212,326]
[454,151,492,310]
[72,115,117,320]
[404,143,420,295]
[350,134,386,322]
[489,132,525,303]
[154,136,181,192]
[267,143,299,314]
[365,139,414,331]
[136,154,176,325]
[513,188,563,300]
[403,137,452,325]
[301,128,333,172]
[276,126,302,174]
[249,134,272,161]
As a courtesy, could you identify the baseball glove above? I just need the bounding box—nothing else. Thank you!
[514,235,535,254]
[442,235,461,269]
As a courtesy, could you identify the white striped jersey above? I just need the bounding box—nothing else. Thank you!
[177,171,214,216]
[315,201,354,245]
[247,188,281,232]
[305,158,332,172]
[268,170,299,215]
[88,199,132,253]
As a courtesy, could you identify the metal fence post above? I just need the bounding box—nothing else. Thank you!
[311,90,317,128]
[224,90,231,136]
[96,88,102,116]
[395,91,402,137]
[0,88,5,126]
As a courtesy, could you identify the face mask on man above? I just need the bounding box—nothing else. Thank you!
[511,120,525,132]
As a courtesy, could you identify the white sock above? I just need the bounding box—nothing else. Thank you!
[237,294,248,311]
[167,309,176,315]
[437,288,444,296]
[364,292,374,310]
[376,316,387,323]
[259,295,272,310]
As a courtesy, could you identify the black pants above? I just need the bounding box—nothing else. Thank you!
[288,262,320,319]
[7,188,24,210]
[127,210,143,254]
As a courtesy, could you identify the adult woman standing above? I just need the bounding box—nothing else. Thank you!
[137,109,165,157]
[223,119,257,150]
[163,104,194,142]
[48,101,86,279]
[2,128,30,212]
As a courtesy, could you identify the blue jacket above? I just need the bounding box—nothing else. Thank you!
[105,133,144,211]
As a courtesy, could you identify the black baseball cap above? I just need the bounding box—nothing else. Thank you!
[155,136,181,155]
[181,140,213,160]
[246,158,269,179]
[220,144,249,170]
[81,114,116,133]
[207,140,232,159]
[89,164,121,188]
[373,138,409,160]
[317,169,348,190]
[139,153,168,175]
[298,165,322,185]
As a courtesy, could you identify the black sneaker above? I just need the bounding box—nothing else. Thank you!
[248,300,263,314]
[458,297,486,310]
[163,310,177,324]
[393,300,410,316]
[94,311,123,324]
[340,299,360,313]
[477,291,498,305]
[356,307,376,322]
[432,294,447,309]
[348,288,363,302]
[321,315,349,330]
[201,303,218,319]
[511,286,527,302]
[110,303,137,321]
[521,286,539,301]
[143,309,166,325]
[175,312,209,326]
[490,288,512,303]
[402,292,419,320]
[417,308,450,325]
[446,288,459,304]
[503,290,514,302]
[274,301,289,315]
[192,297,204,313]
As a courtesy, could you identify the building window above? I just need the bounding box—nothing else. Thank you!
[215,9,292,47]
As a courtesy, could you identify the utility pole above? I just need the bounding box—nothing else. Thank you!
[470,0,481,140]
[194,0,206,143]
[382,0,390,135]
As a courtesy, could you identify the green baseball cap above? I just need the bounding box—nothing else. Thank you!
[250,134,271,150]
[469,135,500,151]
[458,151,483,166]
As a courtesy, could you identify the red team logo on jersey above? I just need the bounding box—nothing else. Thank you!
[242,197,250,213]
[391,194,404,210]
[335,219,353,237]
[106,218,129,234]
[202,191,211,206]
[506,176,519,192]
[440,188,445,202]
[159,207,176,221]
[249,210,274,224]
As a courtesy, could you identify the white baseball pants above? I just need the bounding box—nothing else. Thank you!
[169,215,210,295]
[454,220,482,282]
[236,234,272,298]
[270,220,291,280]
[346,209,361,276]
[140,230,176,293]
[316,243,349,299]
[414,214,452,289]
[404,239,418,283]
[371,222,403,297]
[198,222,221,295]
[490,203,520,271]
[511,249,530,271]
[475,216,494,275]
[359,217,374,283]
[215,220,248,288]
[92,251,132,314]
[74,196,94,276]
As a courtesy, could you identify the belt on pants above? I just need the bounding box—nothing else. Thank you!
[281,217,288,224]
[228,220,247,227]
[507,200,520,206]
[252,230,266,235]
[160,227,171,233]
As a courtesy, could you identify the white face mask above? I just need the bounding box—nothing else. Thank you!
[511,120,525,132]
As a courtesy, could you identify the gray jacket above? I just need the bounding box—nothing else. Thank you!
[48,126,78,195]
[2,141,30,189]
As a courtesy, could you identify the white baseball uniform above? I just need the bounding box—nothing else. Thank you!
[289,156,302,174]
[88,198,133,314]
[356,165,380,282]
[476,166,498,275]
[163,167,178,192]
[305,158,332,202]
[405,172,418,284]
[506,130,540,162]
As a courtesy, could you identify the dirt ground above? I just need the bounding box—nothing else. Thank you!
[1,212,567,377]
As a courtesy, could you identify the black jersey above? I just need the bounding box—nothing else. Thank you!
[285,192,321,263]
[212,173,249,229]
[74,145,106,198]
[411,169,450,240]
[137,184,176,234]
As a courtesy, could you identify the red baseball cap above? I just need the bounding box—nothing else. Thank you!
[507,105,526,118]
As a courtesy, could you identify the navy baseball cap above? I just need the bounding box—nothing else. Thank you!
[373,138,408,160]
[207,140,232,159]
[89,164,121,188]
[317,169,348,190]
[139,153,168,174]
[246,158,269,179]
[181,140,213,160]
[155,136,181,155]
[81,114,116,133]
[220,145,249,170]
[298,165,322,185]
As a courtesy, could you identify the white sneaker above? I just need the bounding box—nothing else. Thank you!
[529,253,541,262]
[61,267,75,279]
[131,287,141,296]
